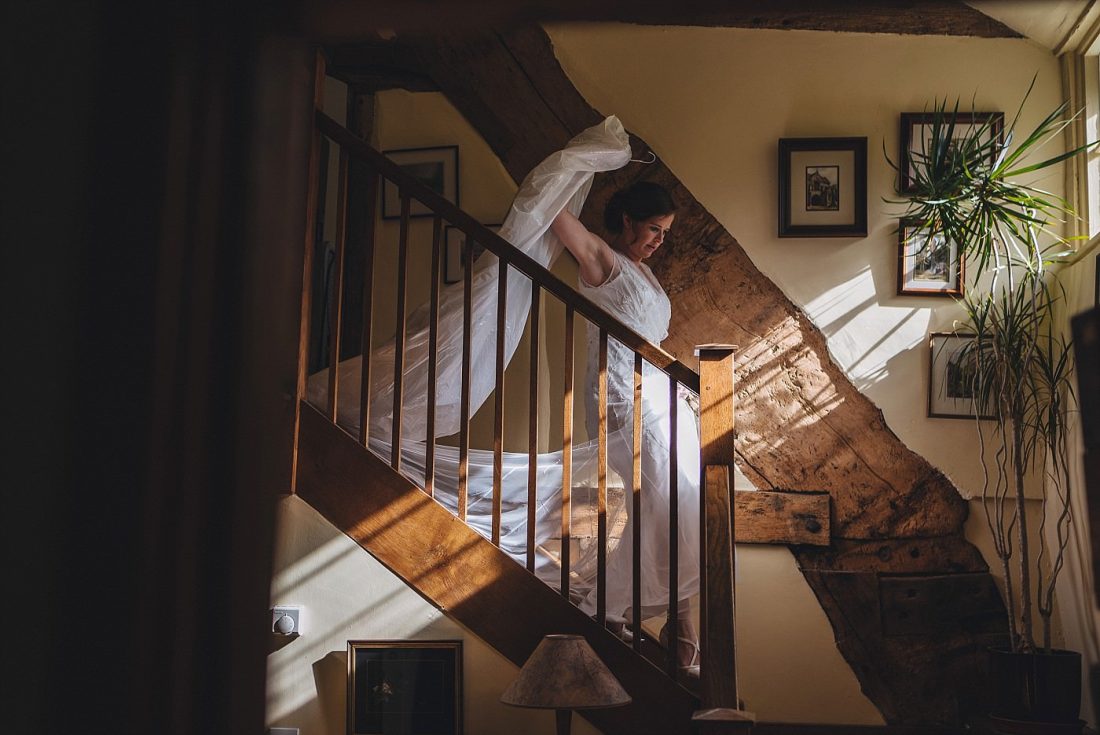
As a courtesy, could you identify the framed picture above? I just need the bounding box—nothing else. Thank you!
[382,146,459,220]
[347,640,462,735]
[778,137,867,238]
[928,332,994,420]
[444,225,501,284]
[899,111,1004,193]
[897,220,964,297]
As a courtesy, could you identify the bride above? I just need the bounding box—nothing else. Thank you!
[553,181,701,675]
[308,116,701,674]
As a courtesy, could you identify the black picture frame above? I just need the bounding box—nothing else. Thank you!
[444,224,501,284]
[928,332,994,420]
[898,111,1004,194]
[778,137,867,238]
[897,219,964,297]
[347,640,463,735]
[382,146,459,220]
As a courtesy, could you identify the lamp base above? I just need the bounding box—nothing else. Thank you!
[555,708,571,735]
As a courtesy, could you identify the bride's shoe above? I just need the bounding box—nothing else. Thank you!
[675,636,700,678]
[606,621,634,643]
[659,622,701,679]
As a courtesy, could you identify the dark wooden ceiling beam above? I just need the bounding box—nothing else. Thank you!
[306,0,1020,40]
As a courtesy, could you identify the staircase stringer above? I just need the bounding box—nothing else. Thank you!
[296,402,700,735]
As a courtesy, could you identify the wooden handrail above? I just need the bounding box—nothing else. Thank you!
[315,110,700,392]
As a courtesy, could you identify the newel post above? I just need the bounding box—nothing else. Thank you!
[693,345,753,732]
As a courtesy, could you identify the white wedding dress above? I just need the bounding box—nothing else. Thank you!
[307,116,700,622]
[578,251,701,619]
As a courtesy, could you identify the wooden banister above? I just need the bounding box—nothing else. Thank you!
[300,107,757,719]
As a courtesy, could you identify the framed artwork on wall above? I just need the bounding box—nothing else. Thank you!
[444,224,502,284]
[897,220,964,297]
[928,332,994,420]
[347,640,463,735]
[898,111,1004,193]
[778,137,867,238]
[382,145,459,220]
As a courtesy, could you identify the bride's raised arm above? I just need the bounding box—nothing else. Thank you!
[551,209,616,287]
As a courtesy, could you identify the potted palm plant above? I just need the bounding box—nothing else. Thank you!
[890,86,1094,731]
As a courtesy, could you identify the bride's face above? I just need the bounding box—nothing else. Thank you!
[622,213,674,262]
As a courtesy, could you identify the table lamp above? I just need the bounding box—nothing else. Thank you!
[501,634,631,735]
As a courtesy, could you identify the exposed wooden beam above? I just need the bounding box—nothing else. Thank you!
[305,1,1020,40]
[734,490,829,546]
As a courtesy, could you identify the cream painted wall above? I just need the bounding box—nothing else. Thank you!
[267,496,602,735]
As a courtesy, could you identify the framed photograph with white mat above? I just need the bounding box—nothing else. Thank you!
[778,137,867,238]
[897,219,964,297]
[928,332,994,420]
[899,111,1003,194]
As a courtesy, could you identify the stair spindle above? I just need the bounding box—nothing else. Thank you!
[356,171,379,447]
[424,215,443,497]
[666,374,679,678]
[457,227,473,521]
[632,352,643,652]
[326,148,349,423]
[560,303,574,599]
[526,281,540,572]
[596,328,609,626]
[492,255,507,545]
[390,191,410,470]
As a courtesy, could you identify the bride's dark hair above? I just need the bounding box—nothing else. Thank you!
[603,181,677,234]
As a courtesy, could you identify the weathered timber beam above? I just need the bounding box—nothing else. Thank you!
[878,573,1003,637]
[304,1,1019,39]
[734,489,829,546]
[796,537,988,574]
[801,569,1006,724]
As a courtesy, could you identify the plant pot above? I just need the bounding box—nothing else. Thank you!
[989,647,1082,723]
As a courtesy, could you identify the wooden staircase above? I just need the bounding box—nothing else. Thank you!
[297,402,702,734]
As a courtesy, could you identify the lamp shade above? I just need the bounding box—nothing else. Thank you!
[500,634,631,710]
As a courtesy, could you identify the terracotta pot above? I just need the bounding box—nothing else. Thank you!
[989,647,1082,723]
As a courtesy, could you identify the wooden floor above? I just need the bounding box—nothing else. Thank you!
[753,725,965,735]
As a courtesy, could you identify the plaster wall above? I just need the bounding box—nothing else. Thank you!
[266,496,602,735]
